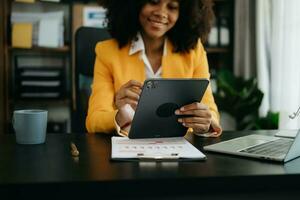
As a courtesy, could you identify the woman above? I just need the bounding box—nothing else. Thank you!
[86,0,222,137]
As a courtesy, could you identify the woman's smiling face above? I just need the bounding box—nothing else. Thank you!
[139,0,180,40]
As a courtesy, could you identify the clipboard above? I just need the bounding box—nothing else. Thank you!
[111,136,206,162]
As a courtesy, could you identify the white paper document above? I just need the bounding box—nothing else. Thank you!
[12,11,64,47]
[111,137,206,161]
[38,19,61,47]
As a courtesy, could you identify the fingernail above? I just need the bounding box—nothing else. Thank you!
[178,119,182,123]
[180,107,184,111]
[175,110,180,115]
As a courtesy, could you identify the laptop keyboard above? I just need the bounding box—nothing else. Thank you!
[240,139,293,157]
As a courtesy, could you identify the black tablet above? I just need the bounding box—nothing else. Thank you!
[128,78,209,139]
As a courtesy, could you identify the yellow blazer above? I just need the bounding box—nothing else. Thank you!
[86,38,221,134]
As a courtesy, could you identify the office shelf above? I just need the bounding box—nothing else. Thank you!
[3,0,73,134]
[207,47,230,54]
[206,0,235,71]
[8,46,70,53]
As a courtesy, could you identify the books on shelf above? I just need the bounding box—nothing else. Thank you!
[11,10,64,48]
[208,20,218,47]
[12,23,33,48]
[207,17,230,48]
[38,18,62,48]
[219,18,230,47]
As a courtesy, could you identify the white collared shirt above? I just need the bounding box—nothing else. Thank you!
[129,32,167,78]
[115,33,168,136]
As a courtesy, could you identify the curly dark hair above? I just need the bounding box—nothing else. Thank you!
[106,0,214,53]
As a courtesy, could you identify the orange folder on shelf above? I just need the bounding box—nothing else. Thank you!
[12,23,33,48]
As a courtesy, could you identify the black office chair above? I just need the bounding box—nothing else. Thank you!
[72,27,111,133]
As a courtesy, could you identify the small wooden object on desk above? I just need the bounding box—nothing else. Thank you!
[70,142,79,157]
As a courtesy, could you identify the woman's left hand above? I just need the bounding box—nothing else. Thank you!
[175,102,212,134]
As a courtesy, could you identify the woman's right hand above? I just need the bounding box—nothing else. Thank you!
[115,80,143,110]
[115,80,143,131]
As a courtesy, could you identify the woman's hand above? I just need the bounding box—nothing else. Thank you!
[115,80,143,111]
[116,104,135,135]
[175,102,212,134]
[115,80,143,134]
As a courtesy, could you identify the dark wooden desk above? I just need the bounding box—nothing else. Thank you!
[1,130,300,199]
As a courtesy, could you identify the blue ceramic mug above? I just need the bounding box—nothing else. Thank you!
[13,110,48,144]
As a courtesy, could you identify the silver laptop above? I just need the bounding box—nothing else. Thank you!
[204,130,300,162]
